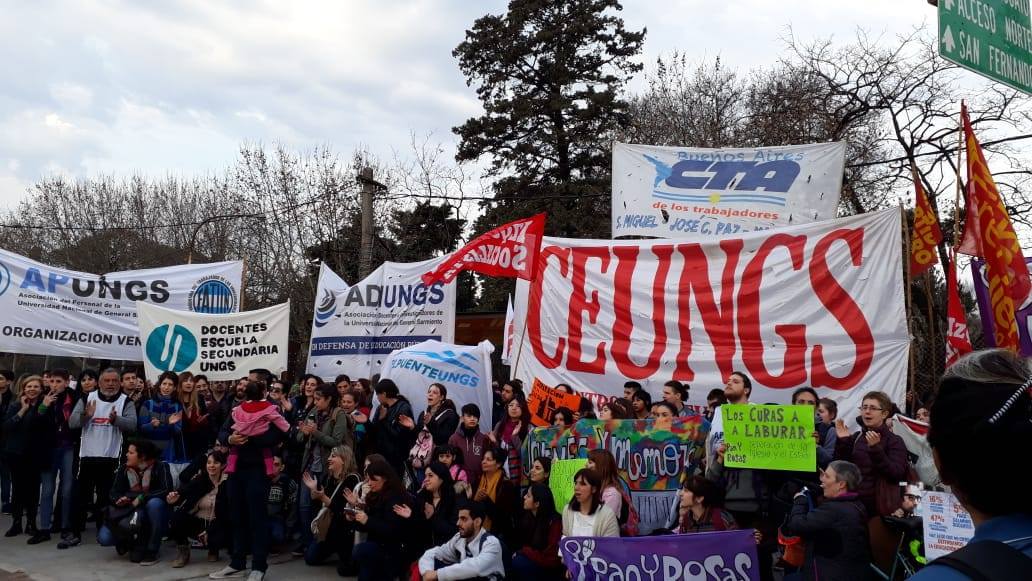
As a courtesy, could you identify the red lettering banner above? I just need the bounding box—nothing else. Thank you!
[422,213,546,285]
[945,252,973,368]
[510,209,908,425]
[909,175,942,278]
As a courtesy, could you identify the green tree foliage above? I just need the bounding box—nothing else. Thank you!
[453,0,645,309]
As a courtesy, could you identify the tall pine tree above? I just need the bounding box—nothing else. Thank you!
[454,0,645,309]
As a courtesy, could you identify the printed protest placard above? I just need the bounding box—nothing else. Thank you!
[923,491,975,560]
[138,302,289,381]
[527,378,583,427]
[722,404,815,472]
[524,416,709,533]
[548,458,588,512]
[561,530,760,581]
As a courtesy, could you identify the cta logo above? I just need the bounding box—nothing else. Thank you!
[643,154,795,207]
[314,289,337,328]
[0,261,10,297]
[145,324,198,372]
[189,276,237,314]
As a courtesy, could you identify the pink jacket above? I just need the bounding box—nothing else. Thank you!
[231,401,290,437]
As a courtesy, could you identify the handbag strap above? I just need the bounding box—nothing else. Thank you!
[933,540,1032,580]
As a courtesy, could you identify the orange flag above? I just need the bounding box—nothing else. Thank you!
[945,252,973,368]
[909,172,942,278]
[956,104,1031,351]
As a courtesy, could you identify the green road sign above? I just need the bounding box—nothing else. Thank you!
[938,0,1032,94]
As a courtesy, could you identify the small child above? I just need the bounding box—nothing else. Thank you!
[434,445,470,498]
[227,382,290,476]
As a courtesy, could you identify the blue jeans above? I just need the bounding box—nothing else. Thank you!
[268,519,287,547]
[40,446,75,532]
[97,497,167,553]
[229,467,271,573]
[297,482,314,547]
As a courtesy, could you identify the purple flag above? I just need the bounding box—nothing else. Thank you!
[971,257,1032,356]
[560,529,760,581]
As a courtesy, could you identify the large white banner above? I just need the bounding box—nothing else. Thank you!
[0,248,242,359]
[612,141,846,238]
[380,339,494,432]
[306,256,457,381]
[138,302,289,381]
[513,208,908,422]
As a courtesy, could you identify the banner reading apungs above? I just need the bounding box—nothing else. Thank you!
[0,248,242,359]
[612,141,846,238]
[137,302,289,381]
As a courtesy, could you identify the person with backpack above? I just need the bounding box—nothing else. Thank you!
[417,501,505,581]
[909,349,1032,580]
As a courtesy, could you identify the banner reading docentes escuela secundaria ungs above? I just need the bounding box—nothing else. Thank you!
[0,248,242,359]
[137,302,289,381]
[612,141,845,238]
[513,208,909,424]
[306,256,457,380]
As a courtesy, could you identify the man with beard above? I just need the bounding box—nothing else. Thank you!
[64,368,138,549]
[417,502,504,581]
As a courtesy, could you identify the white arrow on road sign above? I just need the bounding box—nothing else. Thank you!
[942,25,956,53]
[945,0,953,10]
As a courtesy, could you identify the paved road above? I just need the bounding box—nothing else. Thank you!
[0,515,353,581]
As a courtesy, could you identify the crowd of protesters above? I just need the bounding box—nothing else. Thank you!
[0,347,1029,580]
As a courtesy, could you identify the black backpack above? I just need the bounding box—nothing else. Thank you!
[934,540,1032,580]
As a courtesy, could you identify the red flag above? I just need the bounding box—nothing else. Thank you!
[945,252,973,368]
[955,104,1030,351]
[909,173,942,278]
[422,213,546,286]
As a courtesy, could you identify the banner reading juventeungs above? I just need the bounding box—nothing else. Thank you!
[722,404,815,472]
[138,302,289,381]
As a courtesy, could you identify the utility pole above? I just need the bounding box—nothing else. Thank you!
[358,167,376,279]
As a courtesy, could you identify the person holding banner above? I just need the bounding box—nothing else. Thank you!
[511,484,563,581]
[474,448,518,549]
[560,469,619,539]
[909,349,1032,579]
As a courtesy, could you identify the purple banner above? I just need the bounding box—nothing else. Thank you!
[560,529,760,581]
[970,257,1032,355]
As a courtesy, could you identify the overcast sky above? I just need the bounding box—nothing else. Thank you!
[0,0,940,210]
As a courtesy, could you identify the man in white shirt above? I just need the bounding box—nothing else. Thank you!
[418,502,505,581]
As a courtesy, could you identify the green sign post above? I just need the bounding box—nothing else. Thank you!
[938,0,1032,94]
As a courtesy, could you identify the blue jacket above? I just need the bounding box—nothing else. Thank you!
[138,397,183,444]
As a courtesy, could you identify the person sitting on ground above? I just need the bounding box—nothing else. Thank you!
[528,457,551,486]
[561,468,620,539]
[266,454,297,552]
[417,501,505,581]
[782,460,870,581]
[167,450,229,568]
[434,445,470,498]
[910,349,1032,580]
[511,484,563,581]
[302,445,362,574]
[473,447,519,548]
[677,475,738,533]
[346,459,420,581]
[98,439,173,566]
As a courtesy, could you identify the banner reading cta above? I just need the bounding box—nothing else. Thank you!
[379,339,494,433]
[307,255,457,381]
[522,416,709,533]
[612,141,845,238]
[561,530,760,581]
[512,208,909,426]
[138,302,289,381]
[0,248,242,359]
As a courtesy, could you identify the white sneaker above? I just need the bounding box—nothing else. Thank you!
[209,566,248,579]
[246,571,265,581]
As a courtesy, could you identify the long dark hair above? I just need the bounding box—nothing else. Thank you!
[523,483,560,549]
[420,462,457,519]
[569,468,603,514]
[364,460,405,508]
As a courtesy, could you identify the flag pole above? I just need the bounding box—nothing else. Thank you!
[953,104,965,247]
[908,159,941,383]
[901,203,916,402]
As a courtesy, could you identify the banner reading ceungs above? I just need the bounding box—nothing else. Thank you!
[612,141,845,238]
[0,248,242,359]
[137,302,289,381]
